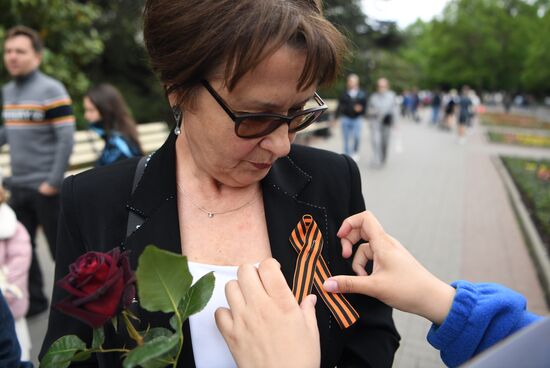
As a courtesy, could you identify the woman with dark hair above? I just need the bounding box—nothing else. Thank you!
[84,84,143,166]
[41,0,400,366]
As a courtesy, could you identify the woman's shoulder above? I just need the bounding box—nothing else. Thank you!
[63,157,140,206]
[288,144,358,177]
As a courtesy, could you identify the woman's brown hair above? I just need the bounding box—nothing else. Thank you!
[85,84,143,153]
[143,0,347,106]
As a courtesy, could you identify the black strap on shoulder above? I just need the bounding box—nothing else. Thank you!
[126,156,148,238]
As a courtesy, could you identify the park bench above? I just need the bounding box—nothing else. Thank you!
[0,121,170,178]
[0,100,338,177]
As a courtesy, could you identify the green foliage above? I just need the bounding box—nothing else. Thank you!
[0,0,104,99]
[502,157,550,248]
[91,327,105,350]
[178,272,215,320]
[522,11,550,93]
[400,0,546,93]
[136,245,193,314]
[40,335,87,368]
[123,334,180,368]
[83,0,170,124]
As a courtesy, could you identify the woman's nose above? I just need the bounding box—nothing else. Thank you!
[260,123,293,158]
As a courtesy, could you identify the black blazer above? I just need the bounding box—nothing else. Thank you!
[40,132,400,367]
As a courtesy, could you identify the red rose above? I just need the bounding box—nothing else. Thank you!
[55,248,136,328]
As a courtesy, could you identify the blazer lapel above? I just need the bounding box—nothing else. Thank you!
[122,132,196,368]
[262,149,339,365]
[124,131,181,267]
[262,152,328,288]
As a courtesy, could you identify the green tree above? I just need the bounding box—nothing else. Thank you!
[83,0,171,124]
[522,10,550,93]
[400,0,540,92]
[0,0,104,102]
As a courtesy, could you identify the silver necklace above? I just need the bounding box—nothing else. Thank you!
[176,182,260,218]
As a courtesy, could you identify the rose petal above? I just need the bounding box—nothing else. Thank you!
[73,268,124,307]
[55,298,111,328]
[83,277,125,317]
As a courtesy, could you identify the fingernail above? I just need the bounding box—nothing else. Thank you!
[323,279,339,293]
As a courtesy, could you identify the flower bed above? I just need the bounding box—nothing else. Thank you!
[502,157,550,252]
[488,131,550,148]
[481,112,550,130]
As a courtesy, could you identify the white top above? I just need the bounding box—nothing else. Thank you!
[188,261,239,368]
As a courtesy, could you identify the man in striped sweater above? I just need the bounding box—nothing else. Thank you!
[0,26,75,317]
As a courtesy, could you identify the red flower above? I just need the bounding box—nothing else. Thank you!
[55,248,136,328]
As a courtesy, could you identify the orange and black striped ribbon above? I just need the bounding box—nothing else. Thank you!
[289,215,359,329]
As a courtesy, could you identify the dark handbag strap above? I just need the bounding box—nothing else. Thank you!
[126,156,148,238]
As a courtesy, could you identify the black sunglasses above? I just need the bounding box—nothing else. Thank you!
[201,79,328,139]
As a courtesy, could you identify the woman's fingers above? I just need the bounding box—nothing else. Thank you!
[225,279,246,312]
[214,307,234,336]
[300,294,319,338]
[257,258,294,301]
[236,263,265,304]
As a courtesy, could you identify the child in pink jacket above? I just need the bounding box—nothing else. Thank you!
[0,185,32,361]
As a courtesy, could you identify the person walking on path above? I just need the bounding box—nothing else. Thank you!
[0,26,75,317]
[457,86,473,144]
[368,78,397,167]
[431,90,442,126]
[336,73,367,161]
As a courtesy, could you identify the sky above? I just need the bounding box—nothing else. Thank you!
[361,0,452,28]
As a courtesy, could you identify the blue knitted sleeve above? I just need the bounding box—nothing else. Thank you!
[426,280,542,367]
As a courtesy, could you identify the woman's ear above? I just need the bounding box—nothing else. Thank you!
[166,91,184,135]
[171,105,183,135]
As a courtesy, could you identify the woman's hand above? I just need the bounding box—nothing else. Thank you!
[215,258,320,368]
[323,211,456,325]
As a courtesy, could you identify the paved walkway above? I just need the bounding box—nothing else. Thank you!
[29,111,549,367]
[310,113,549,367]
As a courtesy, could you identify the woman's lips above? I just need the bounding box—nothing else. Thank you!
[251,162,272,170]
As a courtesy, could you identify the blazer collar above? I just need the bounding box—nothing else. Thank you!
[262,151,329,288]
[262,154,311,197]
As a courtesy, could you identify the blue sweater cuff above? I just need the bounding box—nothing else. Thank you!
[427,280,477,354]
[426,280,540,367]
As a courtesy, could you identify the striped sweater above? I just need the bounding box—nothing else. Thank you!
[0,70,75,190]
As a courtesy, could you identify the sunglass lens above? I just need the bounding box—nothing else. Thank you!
[289,111,322,133]
[237,116,284,138]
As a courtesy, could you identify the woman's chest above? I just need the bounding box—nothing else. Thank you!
[178,201,272,265]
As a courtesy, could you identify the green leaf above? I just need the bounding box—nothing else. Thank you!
[179,272,215,320]
[142,327,174,342]
[40,335,87,368]
[169,314,178,332]
[122,334,179,368]
[136,245,192,313]
[92,327,105,349]
[140,328,179,368]
[140,357,175,368]
[72,350,92,362]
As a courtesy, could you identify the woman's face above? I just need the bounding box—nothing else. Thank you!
[83,97,101,123]
[179,46,317,188]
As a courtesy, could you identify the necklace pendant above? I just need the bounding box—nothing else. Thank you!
[207,212,214,218]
